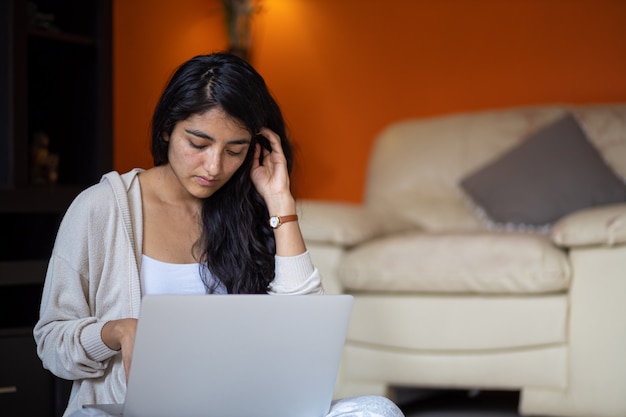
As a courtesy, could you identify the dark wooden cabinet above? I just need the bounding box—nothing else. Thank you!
[0,283,62,417]
[1,1,112,415]
[0,329,56,417]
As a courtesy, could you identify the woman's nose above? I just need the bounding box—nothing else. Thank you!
[203,149,222,175]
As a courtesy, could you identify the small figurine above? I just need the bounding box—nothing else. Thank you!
[30,130,59,185]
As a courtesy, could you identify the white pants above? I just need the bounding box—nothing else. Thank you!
[328,396,405,417]
[68,395,405,417]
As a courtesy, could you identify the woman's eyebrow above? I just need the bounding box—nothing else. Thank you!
[184,128,251,145]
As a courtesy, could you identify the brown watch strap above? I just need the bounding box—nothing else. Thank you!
[278,214,298,224]
[270,214,299,228]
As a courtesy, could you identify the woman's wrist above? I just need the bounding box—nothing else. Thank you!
[101,318,137,351]
[101,320,122,351]
[265,194,296,218]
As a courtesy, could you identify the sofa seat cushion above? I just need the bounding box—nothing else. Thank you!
[338,232,571,294]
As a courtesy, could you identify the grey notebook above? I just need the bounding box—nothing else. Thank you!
[85,294,353,417]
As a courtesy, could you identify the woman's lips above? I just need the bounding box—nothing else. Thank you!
[195,176,218,186]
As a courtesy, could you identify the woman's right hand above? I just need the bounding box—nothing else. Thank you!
[101,318,138,382]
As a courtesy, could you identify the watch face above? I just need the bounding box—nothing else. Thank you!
[269,216,280,228]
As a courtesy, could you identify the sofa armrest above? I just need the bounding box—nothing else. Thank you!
[297,200,416,247]
[550,203,626,248]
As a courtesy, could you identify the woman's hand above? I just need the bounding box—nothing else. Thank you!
[101,318,138,382]
[250,127,294,212]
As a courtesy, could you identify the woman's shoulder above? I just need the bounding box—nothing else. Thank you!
[100,168,144,195]
[67,169,143,217]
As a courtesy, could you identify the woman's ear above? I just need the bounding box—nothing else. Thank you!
[162,132,170,142]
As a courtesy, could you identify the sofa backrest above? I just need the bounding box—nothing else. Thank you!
[363,104,626,232]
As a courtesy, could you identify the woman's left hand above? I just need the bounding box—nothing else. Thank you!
[250,127,294,212]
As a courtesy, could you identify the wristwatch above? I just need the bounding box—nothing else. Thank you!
[269,214,298,229]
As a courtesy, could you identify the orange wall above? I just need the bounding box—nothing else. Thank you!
[114,0,626,203]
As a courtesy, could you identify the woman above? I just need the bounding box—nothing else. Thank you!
[34,53,404,417]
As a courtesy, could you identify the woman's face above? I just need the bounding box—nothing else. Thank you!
[165,107,252,200]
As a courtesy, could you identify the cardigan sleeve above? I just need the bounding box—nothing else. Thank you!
[33,182,126,380]
[34,255,119,380]
[267,251,325,295]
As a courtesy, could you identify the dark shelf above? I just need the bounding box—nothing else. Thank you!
[0,260,48,286]
[0,185,83,212]
[28,27,96,45]
[0,326,34,338]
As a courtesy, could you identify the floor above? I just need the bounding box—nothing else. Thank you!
[396,388,522,417]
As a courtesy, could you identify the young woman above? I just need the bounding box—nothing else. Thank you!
[34,53,404,417]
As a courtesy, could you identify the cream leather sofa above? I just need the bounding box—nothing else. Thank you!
[298,104,626,417]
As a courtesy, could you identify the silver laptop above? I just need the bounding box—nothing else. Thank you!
[85,294,353,417]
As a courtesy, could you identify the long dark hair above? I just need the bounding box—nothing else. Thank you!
[151,53,293,294]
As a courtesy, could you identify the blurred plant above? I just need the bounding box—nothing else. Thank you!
[221,0,263,60]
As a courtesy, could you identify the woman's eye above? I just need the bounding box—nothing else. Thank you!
[189,141,205,149]
[227,150,243,157]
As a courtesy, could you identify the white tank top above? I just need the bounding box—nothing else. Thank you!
[140,254,226,295]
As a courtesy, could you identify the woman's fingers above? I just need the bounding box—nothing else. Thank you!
[258,127,283,154]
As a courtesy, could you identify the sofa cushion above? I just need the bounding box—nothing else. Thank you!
[297,200,416,247]
[550,202,626,247]
[338,232,571,294]
[459,113,626,230]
